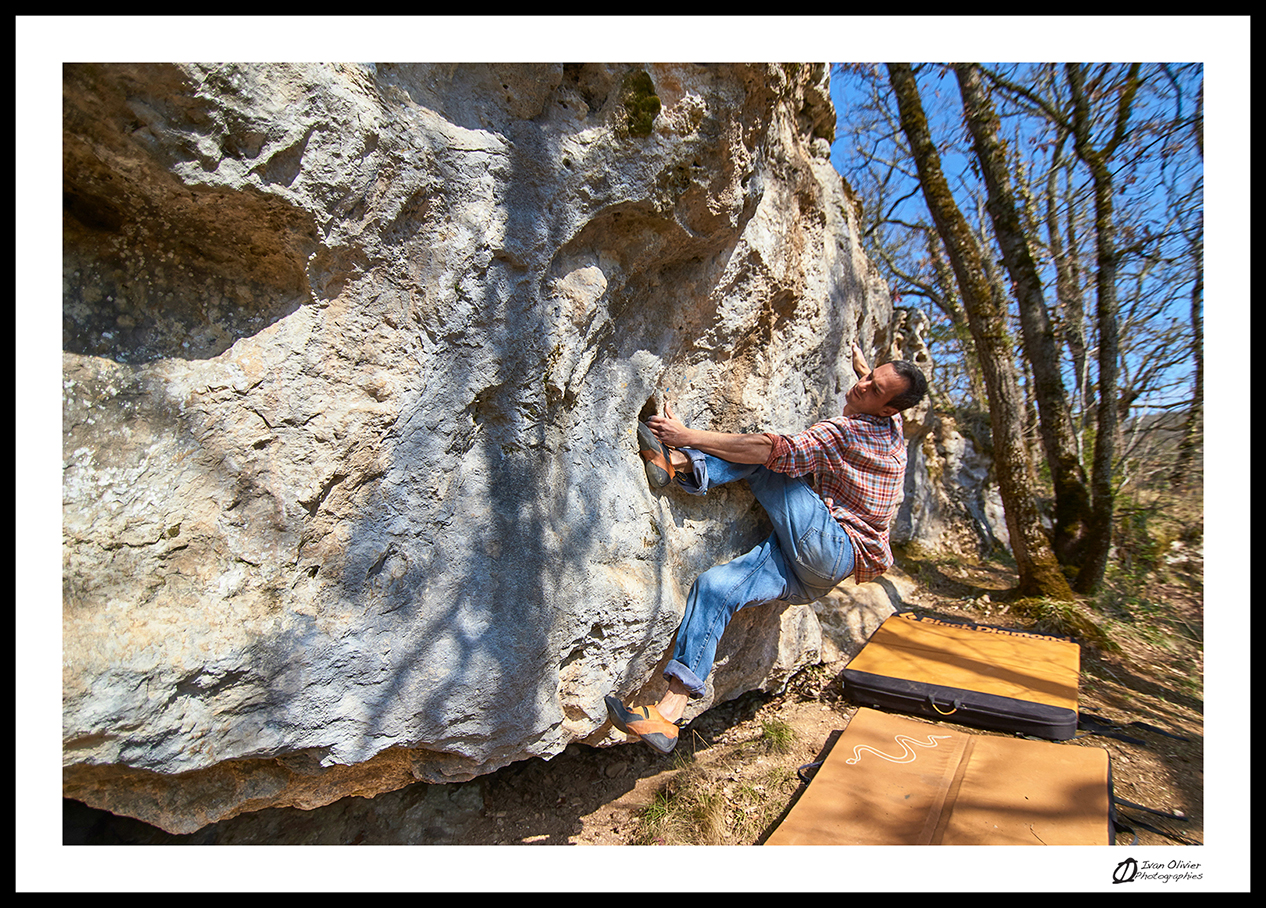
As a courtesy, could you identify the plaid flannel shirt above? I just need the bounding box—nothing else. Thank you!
[763,412,907,584]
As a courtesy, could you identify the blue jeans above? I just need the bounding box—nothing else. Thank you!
[662,450,856,698]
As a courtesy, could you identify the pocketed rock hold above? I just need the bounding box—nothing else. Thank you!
[62,62,897,834]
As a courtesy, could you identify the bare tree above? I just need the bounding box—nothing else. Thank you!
[834,61,1202,596]
[1063,62,1143,594]
[1167,67,1205,492]
[832,65,986,410]
[887,62,1075,601]
[954,63,1092,569]
[1169,205,1204,491]
[978,62,1152,593]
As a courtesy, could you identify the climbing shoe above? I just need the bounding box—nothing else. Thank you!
[604,695,679,755]
[637,421,676,489]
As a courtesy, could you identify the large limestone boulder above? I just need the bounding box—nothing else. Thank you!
[61,62,895,833]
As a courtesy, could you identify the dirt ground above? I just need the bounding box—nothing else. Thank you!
[63,555,1203,849]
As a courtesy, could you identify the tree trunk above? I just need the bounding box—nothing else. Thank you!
[1045,142,1091,441]
[887,62,1074,602]
[1170,218,1204,490]
[926,229,987,405]
[954,63,1093,568]
[1170,86,1203,493]
[1043,154,1092,472]
[1065,181,1096,455]
[1066,62,1142,595]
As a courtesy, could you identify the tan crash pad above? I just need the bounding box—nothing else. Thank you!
[765,708,1111,845]
[847,614,1081,710]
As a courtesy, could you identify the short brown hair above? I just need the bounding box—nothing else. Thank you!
[886,360,928,411]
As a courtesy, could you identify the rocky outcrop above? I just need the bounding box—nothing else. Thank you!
[897,407,1012,556]
[880,307,1010,559]
[62,62,896,833]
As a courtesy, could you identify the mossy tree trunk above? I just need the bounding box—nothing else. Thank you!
[925,229,987,406]
[1169,224,1203,491]
[953,63,1092,570]
[887,62,1075,602]
[1065,62,1142,595]
[1043,133,1092,457]
[1170,105,1203,493]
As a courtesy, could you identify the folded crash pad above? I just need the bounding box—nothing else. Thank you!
[841,613,1082,740]
[765,707,1114,845]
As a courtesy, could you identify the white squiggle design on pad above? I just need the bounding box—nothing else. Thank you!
[846,733,953,765]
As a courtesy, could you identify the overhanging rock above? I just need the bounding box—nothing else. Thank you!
[62,62,895,833]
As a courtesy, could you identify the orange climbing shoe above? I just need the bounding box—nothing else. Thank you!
[604,695,679,755]
[638,421,676,489]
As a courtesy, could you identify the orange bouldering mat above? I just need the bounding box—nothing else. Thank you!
[842,614,1082,739]
[765,708,1113,845]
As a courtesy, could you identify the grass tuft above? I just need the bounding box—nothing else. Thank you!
[1007,597,1121,653]
[631,750,799,845]
[759,718,796,754]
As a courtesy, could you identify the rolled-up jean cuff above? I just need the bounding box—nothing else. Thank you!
[663,660,708,699]
[672,448,709,496]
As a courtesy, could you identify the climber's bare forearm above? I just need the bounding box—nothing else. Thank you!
[671,427,772,465]
[851,341,870,380]
[646,412,772,465]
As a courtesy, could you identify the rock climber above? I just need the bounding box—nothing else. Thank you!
[605,342,927,754]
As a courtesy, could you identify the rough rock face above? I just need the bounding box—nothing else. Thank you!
[881,307,1010,559]
[62,62,896,833]
[895,408,1011,557]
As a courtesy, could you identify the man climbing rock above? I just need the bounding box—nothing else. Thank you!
[605,342,927,754]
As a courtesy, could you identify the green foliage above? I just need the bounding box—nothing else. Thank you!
[620,70,661,138]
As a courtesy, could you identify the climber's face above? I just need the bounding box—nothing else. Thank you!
[845,362,907,418]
